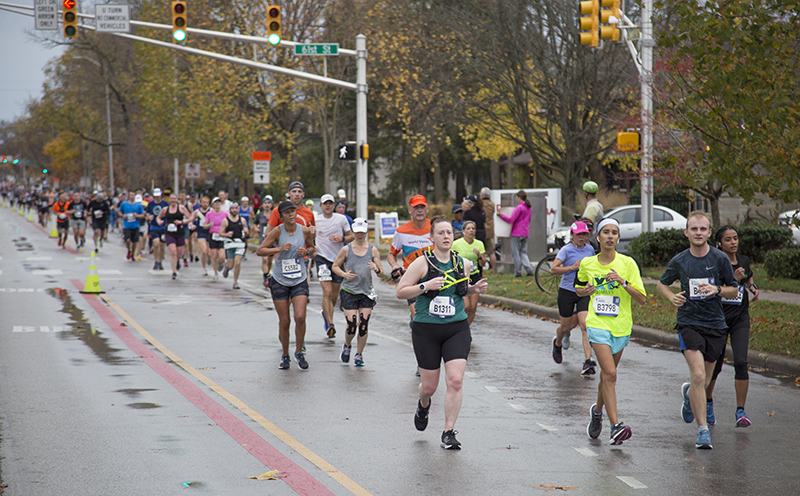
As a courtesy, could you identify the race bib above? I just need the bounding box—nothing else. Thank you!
[226,240,245,249]
[722,285,744,306]
[235,248,245,256]
[593,295,620,317]
[689,277,714,300]
[212,233,222,241]
[367,288,378,301]
[58,213,67,220]
[75,212,82,218]
[429,295,456,318]
[167,223,178,232]
[282,258,302,279]
[317,264,332,282]
[94,210,103,218]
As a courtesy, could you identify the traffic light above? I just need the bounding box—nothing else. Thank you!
[267,6,281,46]
[616,131,640,152]
[12,157,19,165]
[600,0,621,42]
[43,168,49,174]
[579,0,599,47]
[63,0,78,38]
[172,1,187,42]
[1,156,6,163]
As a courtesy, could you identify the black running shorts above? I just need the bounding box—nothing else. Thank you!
[412,319,471,370]
[557,288,590,318]
[678,324,727,363]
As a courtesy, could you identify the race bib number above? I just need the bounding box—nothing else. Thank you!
[58,213,67,220]
[689,277,714,300]
[212,233,222,241]
[235,248,245,256]
[593,295,620,317]
[75,212,82,218]
[94,210,103,218]
[126,213,134,222]
[317,264,332,282]
[429,296,456,318]
[722,285,744,306]
[282,258,302,279]
[167,223,178,232]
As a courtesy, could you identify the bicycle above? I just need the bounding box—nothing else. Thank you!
[535,234,566,294]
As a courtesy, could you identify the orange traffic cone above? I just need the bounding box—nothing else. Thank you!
[80,252,105,294]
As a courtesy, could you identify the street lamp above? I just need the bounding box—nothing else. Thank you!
[73,56,115,196]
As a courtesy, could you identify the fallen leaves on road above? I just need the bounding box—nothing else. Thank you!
[534,483,579,491]
[249,470,282,480]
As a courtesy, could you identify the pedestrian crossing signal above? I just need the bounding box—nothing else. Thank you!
[338,143,357,161]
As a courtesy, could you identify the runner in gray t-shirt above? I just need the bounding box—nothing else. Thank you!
[657,212,738,450]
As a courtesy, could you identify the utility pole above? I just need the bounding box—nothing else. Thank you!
[640,0,654,234]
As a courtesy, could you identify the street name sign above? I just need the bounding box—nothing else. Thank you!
[95,4,130,33]
[294,44,339,56]
[34,0,59,31]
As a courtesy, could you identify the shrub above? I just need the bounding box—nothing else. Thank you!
[764,248,800,279]
[628,228,688,267]
[733,225,794,263]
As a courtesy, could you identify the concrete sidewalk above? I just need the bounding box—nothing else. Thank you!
[479,293,800,378]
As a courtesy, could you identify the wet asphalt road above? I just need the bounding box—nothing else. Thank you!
[1,206,799,496]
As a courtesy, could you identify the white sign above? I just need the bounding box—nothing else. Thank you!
[34,0,59,31]
[95,4,130,33]
[185,162,201,179]
[253,161,270,184]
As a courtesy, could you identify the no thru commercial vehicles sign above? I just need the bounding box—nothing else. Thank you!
[95,4,130,33]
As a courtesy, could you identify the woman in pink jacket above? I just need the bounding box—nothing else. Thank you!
[498,190,533,277]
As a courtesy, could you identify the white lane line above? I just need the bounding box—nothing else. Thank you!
[464,371,478,378]
[32,269,63,276]
[0,270,3,275]
[508,402,526,411]
[0,288,47,292]
[98,270,123,275]
[26,257,52,261]
[617,476,648,489]
[574,447,598,457]
[537,422,558,432]
[485,385,500,393]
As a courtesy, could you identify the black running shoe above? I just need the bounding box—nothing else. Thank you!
[610,422,632,445]
[414,400,430,431]
[587,403,603,439]
[581,359,596,376]
[341,344,351,363]
[294,351,309,370]
[279,355,290,370]
[441,429,461,450]
[551,336,563,364]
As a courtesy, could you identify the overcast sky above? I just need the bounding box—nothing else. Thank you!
[0,3,65,123]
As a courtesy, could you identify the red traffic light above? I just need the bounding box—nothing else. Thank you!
[174,3,185,14]
[63,0,76,8]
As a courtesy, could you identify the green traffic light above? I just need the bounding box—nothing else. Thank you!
[268,33,281,45]
[12,158,19,164]
[43,169,48,174]
[173,29,187,42]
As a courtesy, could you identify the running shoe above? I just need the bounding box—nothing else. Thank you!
[581,359,596,376]
[223,266,229,278]
[695,428,713,449]
[681,382,694,423]
[172,272,177,280]
[213,274,219,281]
[232,283,240,290]
[587,404,603,439]
[159,262,164,270]
[354,353,364,367]
[176,262,180,271]
[551,336,563,364]
[203,269,208,276]
[735,408,751,428]
[183,259,188,267]
[327,325,336,339]
[414,400,430,431]
[706,401,716,426]
[278,355,290,370]
[126,250,132,260]
[562,332,571,350]
[294,351,309,370]
[609,422,632,445]
[441,430,461,450]
[153,262,159,270]
[341,344,351,363]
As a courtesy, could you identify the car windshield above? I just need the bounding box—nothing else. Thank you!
[611,208,638,224]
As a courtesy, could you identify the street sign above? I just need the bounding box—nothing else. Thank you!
[253,151,271,184]
[185,162,201,179]
[34,0,59,31]
[294,44,339,56]
[95,4,130,33]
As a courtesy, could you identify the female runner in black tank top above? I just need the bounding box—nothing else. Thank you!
[157,193,192,279]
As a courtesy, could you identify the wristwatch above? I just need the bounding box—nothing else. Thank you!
[419,283,426,292]
[716,285,722,294]
[621,280,628,288]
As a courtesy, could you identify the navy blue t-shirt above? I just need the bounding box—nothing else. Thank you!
[660,247,737,330]
[146,200,169,230]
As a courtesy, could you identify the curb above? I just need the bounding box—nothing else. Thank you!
[479,294,800,378]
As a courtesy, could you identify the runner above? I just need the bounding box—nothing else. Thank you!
[88,192,111,253]
[204,197,228,280]
[451,220,485,325]
[185,192,199,264]
[266,181,315,233]
[239,196,252,261]
[331,217,381,367]
[550,221,597,376]
[254,194,274,287]
[656,211,738,450]
[52,192,73,249]
[36,190,53,227]
[118,192,145,260]
[146,188,169,270]
[219,202,249,289]
[157,193,192,280]
[256,201,316,370]
[191,196,212,276]
[387,195,433,322]
[71,191,89,248]
[575,218,646,445]
[451,204,464,240]
[705,225,759,428]
[397,217,488,449]
[314,193,354,338]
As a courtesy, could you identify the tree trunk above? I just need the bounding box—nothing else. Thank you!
[490,160,500,190]
[505,157,514,190]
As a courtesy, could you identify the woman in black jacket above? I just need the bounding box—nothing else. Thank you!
[462,195,486,245]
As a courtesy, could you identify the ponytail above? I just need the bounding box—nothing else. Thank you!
[517,190,531,208]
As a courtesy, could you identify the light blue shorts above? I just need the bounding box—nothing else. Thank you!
[587,327,630,355]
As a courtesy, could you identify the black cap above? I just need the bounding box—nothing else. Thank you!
[288,181,304,192]
[464,194,478,204]
[278,200,296,214]
[452,204,463,213]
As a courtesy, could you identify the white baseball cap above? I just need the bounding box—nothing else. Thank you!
[134,194,143,202]
[351,217,368,233]
[320,194,335,204]
[153,188,162,196]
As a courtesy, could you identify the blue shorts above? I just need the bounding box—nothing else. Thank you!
[587,327,630,355]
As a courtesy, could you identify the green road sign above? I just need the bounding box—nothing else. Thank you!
[294,44,339,56]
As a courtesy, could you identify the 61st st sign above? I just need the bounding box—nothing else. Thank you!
[294,44,339,56]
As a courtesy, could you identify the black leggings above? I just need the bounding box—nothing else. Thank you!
[711,317,750,381]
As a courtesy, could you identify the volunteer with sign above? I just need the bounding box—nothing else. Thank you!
[396,217,488,450]
[575,217,646,446]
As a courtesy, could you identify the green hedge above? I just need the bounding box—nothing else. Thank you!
[628,225,794,267]
[764,248,800,279]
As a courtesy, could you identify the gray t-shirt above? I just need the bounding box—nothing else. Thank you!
[341,243,376,297]
[659,247,736,329]
[272,224,308,287]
